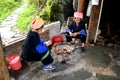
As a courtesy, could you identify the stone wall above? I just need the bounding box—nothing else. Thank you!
[4,38,25,57]
[44,21,61,39]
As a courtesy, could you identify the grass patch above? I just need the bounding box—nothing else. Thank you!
[17,3,37,30]
[0,0,23,22]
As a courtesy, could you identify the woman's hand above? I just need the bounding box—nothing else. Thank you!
[69,32,73,36]
[44,40,52,46]
[72,32,78,37]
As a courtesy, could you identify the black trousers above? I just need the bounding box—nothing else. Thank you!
[21,49,53,66]
[65,32,87,43]
[41,53,53,65]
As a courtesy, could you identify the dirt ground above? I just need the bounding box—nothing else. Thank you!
[9,42,120,80]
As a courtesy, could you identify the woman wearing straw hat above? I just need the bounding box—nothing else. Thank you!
[21,16,56,71]
[65,12,87,52]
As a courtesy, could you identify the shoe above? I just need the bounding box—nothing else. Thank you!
[81,49,86,52]
[43,65,56,71]
[60,60,66,64]
[81,47,86,52]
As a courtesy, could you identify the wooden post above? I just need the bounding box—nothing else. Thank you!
[38,0,40,8]
[87,0,103,43]
[0,35,10,80]
[77,0,85,13]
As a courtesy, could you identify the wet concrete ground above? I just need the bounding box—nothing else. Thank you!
[9,43,120,80]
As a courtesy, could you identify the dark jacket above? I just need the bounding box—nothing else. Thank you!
[21,31,47,61]
[68,20,87,35]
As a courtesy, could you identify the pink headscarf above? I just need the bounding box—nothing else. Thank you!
[74,12,83,19]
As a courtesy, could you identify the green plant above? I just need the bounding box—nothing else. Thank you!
[17,0,39,30]
[0,0,23,22]
[40,0,60,22]
[17,4,37,30]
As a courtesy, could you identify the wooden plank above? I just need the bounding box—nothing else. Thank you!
[87,0,102,43]
[0,35,10,80]
[94,0,104,43]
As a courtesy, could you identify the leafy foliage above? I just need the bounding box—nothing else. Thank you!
[40,0,60,23]
[0,0,63,30]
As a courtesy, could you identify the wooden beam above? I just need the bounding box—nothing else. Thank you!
[87,0,103,43]
[0,35,10,80]
[77,0,85,13]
